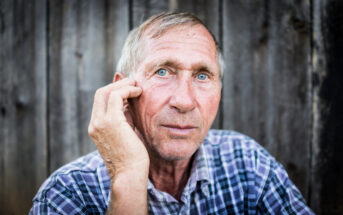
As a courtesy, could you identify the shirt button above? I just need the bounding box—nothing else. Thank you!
[202,186,209,197]
[194,196,198,204]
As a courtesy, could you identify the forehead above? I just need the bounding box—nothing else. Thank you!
[139,24,218,72]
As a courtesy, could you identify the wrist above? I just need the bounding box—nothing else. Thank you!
[107,168,148,215]
[111,165,149,193]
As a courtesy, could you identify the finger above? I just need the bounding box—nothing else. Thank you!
[90,86,108,122]
[104,78,136,102]
[91,79,135,121]
[111,78,136,89]
[106,86,142,120]
[107,85,142,112]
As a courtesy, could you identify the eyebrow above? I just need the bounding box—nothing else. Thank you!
[148,59,215,75]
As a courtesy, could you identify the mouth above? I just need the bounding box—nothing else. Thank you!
[160,124,197,136]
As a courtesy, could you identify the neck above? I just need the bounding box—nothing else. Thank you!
[149,155,194,201]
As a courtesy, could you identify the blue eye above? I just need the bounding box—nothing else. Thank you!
[157,69,168,76]
[197,73,208,80]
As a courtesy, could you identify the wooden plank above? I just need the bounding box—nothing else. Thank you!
[0,0,47,214]
[105,0,130,80]
[49,0,81,171]
[175,0,222,129]
[222,0,311,201]
[310,2,325,213]
[48,0,130,172]
[132,0,169,27]
[311,0,343,214]
[175,0,221,41]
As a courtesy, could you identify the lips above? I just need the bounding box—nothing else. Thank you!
[160,124,197,136]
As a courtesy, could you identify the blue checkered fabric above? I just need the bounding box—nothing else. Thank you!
[30,130,314,214]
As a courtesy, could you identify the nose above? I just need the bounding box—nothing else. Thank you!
[169,76,196,113]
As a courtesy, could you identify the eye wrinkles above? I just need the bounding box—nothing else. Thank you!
[147,59,218,81]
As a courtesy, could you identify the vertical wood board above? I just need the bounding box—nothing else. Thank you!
[0,0,47,214]
[132,0,170,27]
[49,0,105,171]
[0,0,342,214]
[311,0,343,214]
[48,0,130,172]
[222,0,311,199]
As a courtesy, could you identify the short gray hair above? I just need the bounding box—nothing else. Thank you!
[116,12,224,78]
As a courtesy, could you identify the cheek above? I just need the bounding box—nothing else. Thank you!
[197,89,221,125]
[136,83,172,129]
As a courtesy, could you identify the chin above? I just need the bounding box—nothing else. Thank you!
[151,139,201,161]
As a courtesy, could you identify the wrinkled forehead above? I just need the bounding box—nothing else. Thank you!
[140,24,218,58]
[134,24,219,79]
[142,22,216,46]
[145,22,196,38]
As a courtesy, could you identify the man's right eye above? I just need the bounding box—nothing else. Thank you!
[156,69,168,76]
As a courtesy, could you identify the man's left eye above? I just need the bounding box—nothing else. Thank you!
[156,69,168,76]
[197,73,208,80]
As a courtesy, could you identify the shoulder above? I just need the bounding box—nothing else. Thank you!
[202,129,282,195]
[51,150,105,175]
[203,129,274,167]
[31,151,110,214]
[203,130,313,214]
[37,151,107,193]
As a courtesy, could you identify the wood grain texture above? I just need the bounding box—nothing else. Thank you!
[222,0,311,199]
[48,0,129,171]
[132,0,169,27]
[49,0,84,171]
[0,0,47,214]
[1,0,342,214]
[311,0,343,214]
[105,0,130,80]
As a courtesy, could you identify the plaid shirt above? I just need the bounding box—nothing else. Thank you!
[30,130,314,214]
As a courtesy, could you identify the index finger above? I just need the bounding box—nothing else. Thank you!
[90,79,136,122]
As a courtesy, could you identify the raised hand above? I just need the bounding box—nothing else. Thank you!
[88,77,149,179]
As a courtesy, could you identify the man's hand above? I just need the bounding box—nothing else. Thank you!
[88,78,149,214]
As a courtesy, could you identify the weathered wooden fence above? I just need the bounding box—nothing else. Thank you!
[1,0,342,214]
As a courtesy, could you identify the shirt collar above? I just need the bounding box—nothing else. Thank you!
[184,140,213,196]
[147,140,213,200]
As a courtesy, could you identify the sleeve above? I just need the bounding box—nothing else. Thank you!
[29,178,89,215]
[256,160,315,215]
[29,201,60,215]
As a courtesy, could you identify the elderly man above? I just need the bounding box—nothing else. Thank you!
[30,12,313,214]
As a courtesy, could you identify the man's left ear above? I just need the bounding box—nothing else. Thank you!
[113,72,126,82]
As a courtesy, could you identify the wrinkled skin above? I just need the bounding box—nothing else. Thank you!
[130,24,221,163]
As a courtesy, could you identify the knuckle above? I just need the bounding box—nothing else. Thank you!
[88,125,96,137]
[92,120,104,130]
[89,120,105,133]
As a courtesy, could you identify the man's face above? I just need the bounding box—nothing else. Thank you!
[130,24,221,161]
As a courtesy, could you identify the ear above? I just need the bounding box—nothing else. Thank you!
[113,72,126,82]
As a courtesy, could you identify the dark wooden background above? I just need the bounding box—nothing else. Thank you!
[1,0,342,214]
